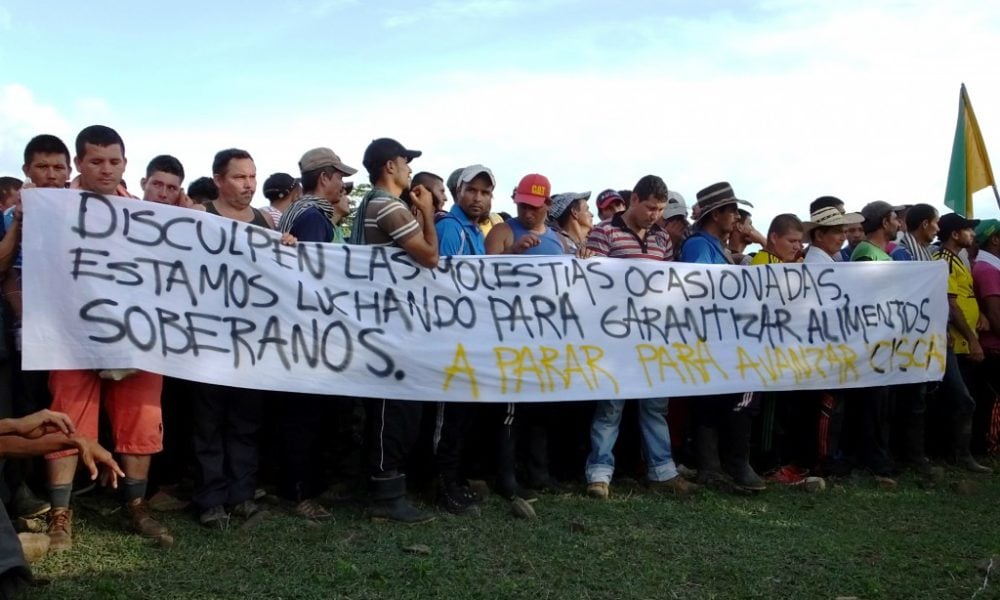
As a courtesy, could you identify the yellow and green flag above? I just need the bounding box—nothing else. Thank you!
[944,84,998,217]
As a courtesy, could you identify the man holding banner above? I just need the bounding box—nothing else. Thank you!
[355,137,438,524]
[583,175,698,500]
[680,182,765,493]
[45,126,171,550]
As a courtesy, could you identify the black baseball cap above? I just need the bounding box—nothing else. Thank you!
[262,172,298,201]
[362,138,422,175]
[937,212,980,240]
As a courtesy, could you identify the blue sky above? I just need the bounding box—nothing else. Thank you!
[2,0,999,223]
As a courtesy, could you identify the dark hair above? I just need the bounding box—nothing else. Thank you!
[767,213,804,238]
[212,148,253,176]
[300,167,332,193]
[905,203,937,231]
[75,125,124,158]
[0,177,22,199]
[412,171,443,191]
[557,198,587,228]
[187,177,219,202]
[631,175,668,203]
[618,189,632,203]
[810,196,844,214]
[24,134,70,166]
[145,154,185,182]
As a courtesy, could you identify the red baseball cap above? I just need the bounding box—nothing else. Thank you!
[513,173,551,207]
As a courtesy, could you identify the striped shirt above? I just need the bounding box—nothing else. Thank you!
[586,212,673,261]
[362,189,421,246]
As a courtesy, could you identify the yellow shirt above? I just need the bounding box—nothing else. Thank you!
[750,250,783,265]
[478,213,505,238]
[935,248,979,354]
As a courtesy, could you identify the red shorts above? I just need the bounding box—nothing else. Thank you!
[46,369,163,459]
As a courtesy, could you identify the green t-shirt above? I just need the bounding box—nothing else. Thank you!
[850,240,892,262]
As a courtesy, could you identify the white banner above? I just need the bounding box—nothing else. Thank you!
[22,189,949,401]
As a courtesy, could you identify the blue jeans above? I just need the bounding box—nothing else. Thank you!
[585,398,678,484]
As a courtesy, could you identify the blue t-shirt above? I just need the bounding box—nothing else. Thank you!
[890,245,913,261]
[507,218,564,256]
[436,204,485,256]
[680,229,729,265]
[289,206,334,244]
[2,208,19,268]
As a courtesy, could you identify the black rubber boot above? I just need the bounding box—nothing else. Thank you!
[367,473,435,524]
[724,412,766,491]
[494,425,536,501]
[954,416,993,474]
[436,475,480,515]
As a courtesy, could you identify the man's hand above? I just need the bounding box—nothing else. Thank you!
[969,339,985,363]
[175,191,196,209]
[409,184,434,215]
[11,409,75,438]
[72,437,124,489]
[513,234,540,254]
[280,232,297,246]
[576,246,594,259]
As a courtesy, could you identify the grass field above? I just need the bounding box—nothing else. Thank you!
[21,464,1000,600]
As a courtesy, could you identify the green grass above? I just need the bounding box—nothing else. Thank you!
[22,464,1000,600]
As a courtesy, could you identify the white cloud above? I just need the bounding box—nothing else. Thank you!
[0,84,72,173]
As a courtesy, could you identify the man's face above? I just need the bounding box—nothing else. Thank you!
[770,229,804,262]
[142,170,183,205]
[813,225,847,256]
[321,169,345,202]
[74,143,125,195]
[954,227,975,249]
[23,152,70,188]
[914,215,939,244]
[458,175,494,221]
[664,215,687,240]
[429,179,448,212]
[845,223,865,246]
[883,211,900,238]
[390,156,412,190]
[214,158,256,206]
[598,200,625,221]
[516,201,548,229]
[713,204,740,235]
[626,196,666,230]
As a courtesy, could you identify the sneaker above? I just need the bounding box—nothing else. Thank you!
[586,482,609,500]
[291,499,333,521]
[764,466,808,485]
[125,498,170,539]
[11,484,50,519]
[199,505,229,530]
[649,475,700,497]
[437,481,481,515]
[46,508,72,552]
[232,499,271,528]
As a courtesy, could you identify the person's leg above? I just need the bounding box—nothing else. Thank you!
[44,370,100,551]
[636,397,679,482]
[224,387,264,506]
[584,399,625,489]
[191,383,229,523]
[434,401,478,513]
[105,371,171,542]
[364,399,432,523]
[952,353,992,473]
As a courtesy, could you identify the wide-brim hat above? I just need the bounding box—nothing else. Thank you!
[694,181,753,222]
[803,206,864,233]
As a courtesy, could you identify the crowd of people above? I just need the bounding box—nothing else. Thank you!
[0,123,997,591]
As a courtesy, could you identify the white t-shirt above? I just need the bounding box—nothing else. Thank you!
[803,245,835,264]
